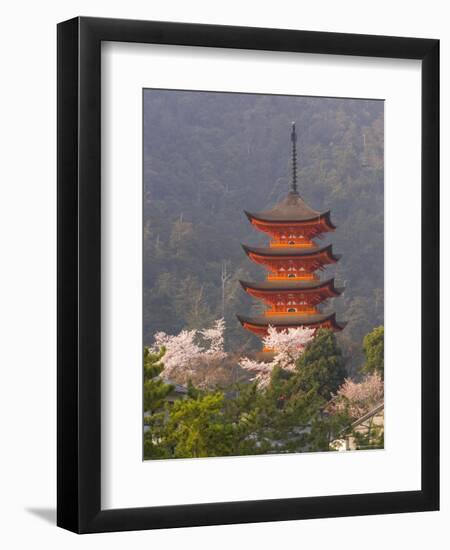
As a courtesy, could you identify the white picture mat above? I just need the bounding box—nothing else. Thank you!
[101,42,422,510]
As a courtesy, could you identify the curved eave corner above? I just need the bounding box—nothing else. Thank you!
[322,210,337,231]
[239,278,344,296]
[237,312,347,332]
[244,209,336,230]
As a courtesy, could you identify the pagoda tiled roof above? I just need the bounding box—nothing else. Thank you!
[236,312,346,330]
[239,278,344,295]
[245,191,335,227]
[242,243,341,261]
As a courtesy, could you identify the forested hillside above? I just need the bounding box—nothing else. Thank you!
[143,90,384,375]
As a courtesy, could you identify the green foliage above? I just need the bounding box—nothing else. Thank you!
[220,383,262,456]
[351,422,384,450]
[143,347,173,414]
[143,347,174,459]
[144,428,172,460]
[256,332,349,452]
[163,393,233,458]
[293,329,347,400]
[308,408,351,453]
[186,379,201,399]
[361,325,384,378]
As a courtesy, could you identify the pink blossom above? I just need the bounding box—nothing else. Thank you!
[238,357,274,387]
[239,326,314,387]
[331,373,384,419]
[199,319,226,354]
[150,319,226,383]
[263,325,314,368]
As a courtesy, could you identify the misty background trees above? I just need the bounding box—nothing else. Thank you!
[143,90,384,375]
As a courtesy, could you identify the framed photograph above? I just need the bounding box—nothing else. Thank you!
[57,17,439,533]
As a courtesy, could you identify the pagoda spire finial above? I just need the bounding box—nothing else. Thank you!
[291,121,298,194]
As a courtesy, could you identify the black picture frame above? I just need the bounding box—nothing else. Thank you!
[57,16,439,533]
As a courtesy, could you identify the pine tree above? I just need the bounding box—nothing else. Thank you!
[293,329,347,400]
[143,347,173,459]
[164,392,233,458]
[361,325,384,378]
[143,346,173,414]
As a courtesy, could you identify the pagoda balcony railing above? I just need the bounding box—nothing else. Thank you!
[269,241,314,249]
[265,307,318,316]
[267,273,319,281]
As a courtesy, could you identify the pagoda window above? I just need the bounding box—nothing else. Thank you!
[288,273,296,278]
[287,308,297,313]
[288,241,295,245]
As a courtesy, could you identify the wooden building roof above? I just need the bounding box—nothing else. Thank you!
[245,191,335,228]
[242,243,341,262]
[239,278,344,295]
[236,312,346,331]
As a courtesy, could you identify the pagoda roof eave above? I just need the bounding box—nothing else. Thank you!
[236,312,346,331]
[241,243,341,262]
[244,209,336,230]
[239,278,344,295]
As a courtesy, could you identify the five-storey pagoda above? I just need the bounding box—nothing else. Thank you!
[237,123,346,341]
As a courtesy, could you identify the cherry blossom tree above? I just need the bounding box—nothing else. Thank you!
[150,321,315,389]
[330,372,384,420]
[150,319,226,385]
[199,318,226,354]
[238,356,275,388]
[238,326,315,387]
[263,325,315,369]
